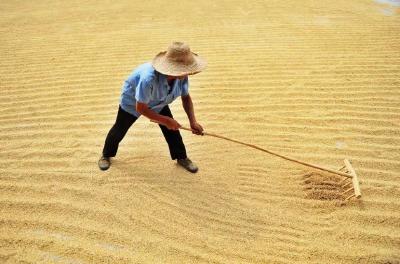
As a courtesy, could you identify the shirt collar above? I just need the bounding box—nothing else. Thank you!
[158,71,179,88]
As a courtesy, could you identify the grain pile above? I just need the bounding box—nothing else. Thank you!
[1,0,399,263]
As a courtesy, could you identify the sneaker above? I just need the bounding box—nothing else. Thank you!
[98,156,111,171]
[177,158,198,173]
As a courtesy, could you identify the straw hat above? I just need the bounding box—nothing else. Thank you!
[152,42,207,76]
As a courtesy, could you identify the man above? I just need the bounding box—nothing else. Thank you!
[98,42,206,173]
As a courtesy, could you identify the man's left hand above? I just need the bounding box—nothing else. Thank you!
[190,122,204,135]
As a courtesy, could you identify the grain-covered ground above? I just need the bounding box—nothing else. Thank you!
[1,0,400,263]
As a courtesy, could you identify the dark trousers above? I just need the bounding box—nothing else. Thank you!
[102,105,187,160]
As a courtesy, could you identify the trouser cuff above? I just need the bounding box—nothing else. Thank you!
[171,152,187,160]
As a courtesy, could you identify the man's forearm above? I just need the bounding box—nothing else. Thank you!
[182,95,196,123]
[136,102,169,125]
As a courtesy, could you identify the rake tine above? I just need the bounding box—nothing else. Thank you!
[338,165,349,174]
[345,194,356,201]
[342,187,354,195]
[339,177,350,184]
[342,181,352,189]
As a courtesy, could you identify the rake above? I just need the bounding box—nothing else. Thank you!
[152,121,361,200]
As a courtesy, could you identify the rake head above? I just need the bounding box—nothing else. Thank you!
[302,159,362,202]
[338,159,361,201]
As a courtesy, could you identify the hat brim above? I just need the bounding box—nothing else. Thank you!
[151,51,207,76]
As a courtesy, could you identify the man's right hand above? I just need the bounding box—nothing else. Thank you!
[164,117,181,130]
[137,102,181,130]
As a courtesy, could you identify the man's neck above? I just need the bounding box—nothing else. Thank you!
[167,77,175,86]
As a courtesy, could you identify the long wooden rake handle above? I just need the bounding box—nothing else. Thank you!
[150,120,352,178]
[179,126,352,179]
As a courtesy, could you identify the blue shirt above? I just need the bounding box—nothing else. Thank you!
[119,62,189,117]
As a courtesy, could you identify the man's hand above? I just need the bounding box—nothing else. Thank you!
[136,102,181,131]
[190,121,204,135]
[165,117,181,131]
[182,95,203,135]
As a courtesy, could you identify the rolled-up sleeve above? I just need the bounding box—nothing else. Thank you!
[135,78,152,104]
[181,77,189,96]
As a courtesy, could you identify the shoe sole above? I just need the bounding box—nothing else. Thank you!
[177,163,198,173]
[99,165,110,171]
